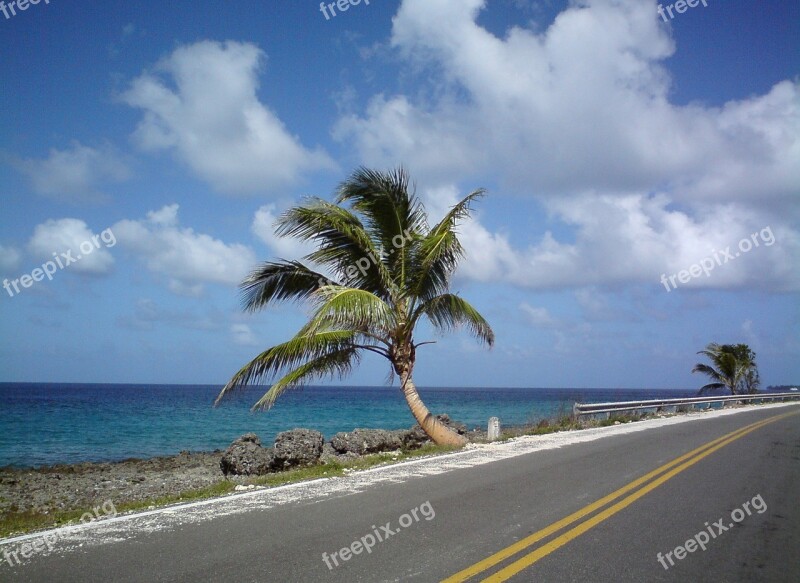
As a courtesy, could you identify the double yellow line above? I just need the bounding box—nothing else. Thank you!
[442,410,798,582]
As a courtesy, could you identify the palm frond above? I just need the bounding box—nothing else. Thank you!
[277,200,393,295]
[250,347,361,411]
[336,166,427,241]
[240,260,334,312]
[690,363,723,382]
[302,286,396,338]
[411,189,485,301]
[697,382,726,395]
[335,167,428,289]
[415,293,495,346]
[214,330,357,405]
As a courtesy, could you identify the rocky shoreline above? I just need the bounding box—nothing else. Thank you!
[0,415,479,519]
[0,450,225,517]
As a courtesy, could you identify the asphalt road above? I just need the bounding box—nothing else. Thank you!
[3,404,799,582]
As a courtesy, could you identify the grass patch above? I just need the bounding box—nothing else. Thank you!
[0,508,91,540]
[248,463,345,488]
[592,412,647,427]
[114,481,237,514]
[248,443,460,488]
[492,408,651,442]
[0,481,238,539]
[526,414,582,435]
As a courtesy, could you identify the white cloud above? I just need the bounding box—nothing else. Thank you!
[113,204,256,293]
[515,195,800,291]
[517,302,601,356]
[520,303,557,328]
[147,204,180,227]
[574,288,630,321]
[27,219,116,275]
[14,142,130,203]
[424,186,800,292]
[380,0,797,201]
[251,204,316,260]
[333,95,479,185]
[108,23,137,59]
[741,319,758,348]
[121,40,336,195]
[231,323,259,346]
[0,245,21,272]
[348,0,800,292]
[167,280,205,298]
[119,298,223,331]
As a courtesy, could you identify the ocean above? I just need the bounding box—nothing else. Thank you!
[0,383,696,468]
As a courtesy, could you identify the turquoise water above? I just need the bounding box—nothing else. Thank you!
[0,383,695,468]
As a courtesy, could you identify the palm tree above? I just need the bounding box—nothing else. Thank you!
[215,167,494,446]
[732,344,760,394]
[691,343,759,395]
[741,367,760,395]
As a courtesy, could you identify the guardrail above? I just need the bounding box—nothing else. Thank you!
[573,392,800,419]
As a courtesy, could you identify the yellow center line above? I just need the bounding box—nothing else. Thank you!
[442,410,798,583]
[482,410,797,581]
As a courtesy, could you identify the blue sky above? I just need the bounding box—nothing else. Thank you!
[1,0,798,390]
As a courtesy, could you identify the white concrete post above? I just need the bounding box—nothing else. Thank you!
[487,417,500,441]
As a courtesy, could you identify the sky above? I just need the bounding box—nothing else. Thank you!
[0,0,798,391]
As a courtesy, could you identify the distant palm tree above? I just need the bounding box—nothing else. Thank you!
[691,343,759,395]
[741,367,760,394]
[215,167,494,446]
[734,344,760,394]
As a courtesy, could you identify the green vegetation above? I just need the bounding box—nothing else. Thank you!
[215,167,494,447]
[0,481,237,539]
[692,342,760,395]
[498,410,647,440]
[0,508,93,540]
[593,413,648,427]
[524,414,582,435]
[247,443,461,489]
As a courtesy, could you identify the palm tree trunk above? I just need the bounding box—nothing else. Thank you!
[401,374,467,447]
